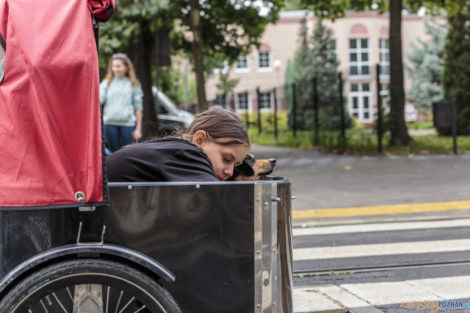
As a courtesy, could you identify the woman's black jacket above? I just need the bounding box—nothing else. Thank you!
[106,138,218,182]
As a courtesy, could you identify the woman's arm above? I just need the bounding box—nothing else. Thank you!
[132,86,144,141]
[133,109,143,141]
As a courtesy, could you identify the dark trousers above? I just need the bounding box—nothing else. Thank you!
[104,124,134,152]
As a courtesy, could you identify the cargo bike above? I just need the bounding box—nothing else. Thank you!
[0,1,293,312]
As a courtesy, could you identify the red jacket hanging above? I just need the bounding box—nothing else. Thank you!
[0,0,114,208]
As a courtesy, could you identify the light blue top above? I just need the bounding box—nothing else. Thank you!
[100,77,143,126]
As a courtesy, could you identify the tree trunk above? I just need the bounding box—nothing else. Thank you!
[189,0,207,112]
[134,21,158,139]
[389,0,410,145]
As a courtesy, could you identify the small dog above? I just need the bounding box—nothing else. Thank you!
[231,153,276,181]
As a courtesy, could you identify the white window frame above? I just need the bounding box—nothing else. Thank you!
[214,94,228,108]
[349,38,370,78]
[379,39,390,78]
[258,91,273,112]
[257,51,272,72]
[234,55,250,73]
[349,83,373,123]
[236,91,251,112]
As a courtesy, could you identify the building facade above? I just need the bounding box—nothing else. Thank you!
[205,11,429,123]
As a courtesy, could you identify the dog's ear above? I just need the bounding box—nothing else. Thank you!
[228,154,256,180]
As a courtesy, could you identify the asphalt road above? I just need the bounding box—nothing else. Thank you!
[250,145,470,210]
[249,145,470,313]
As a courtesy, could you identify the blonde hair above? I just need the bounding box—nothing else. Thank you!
[105,53,140,87]
[182,107,250,146]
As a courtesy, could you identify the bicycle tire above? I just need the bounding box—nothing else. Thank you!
[0,258,182,313]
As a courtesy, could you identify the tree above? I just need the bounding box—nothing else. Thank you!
[309,18,348,131]
[285,16,351,130]
[285,14,310,129]
[154,64,197,108]
[299,0,412,145]
[216,68,240,109]
[170,0,284,111]
[442,4,470,135]
[406,16,446,111]
[283,0,304,11]
[99,0,171,138]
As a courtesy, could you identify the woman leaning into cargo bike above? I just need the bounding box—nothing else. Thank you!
[106,106,250,182]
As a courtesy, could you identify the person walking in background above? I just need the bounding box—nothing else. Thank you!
[100,53,143,152]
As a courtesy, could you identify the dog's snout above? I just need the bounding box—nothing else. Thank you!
[268,158,276,167]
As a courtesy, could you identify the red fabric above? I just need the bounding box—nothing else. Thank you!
[88,0,115,21]
[0,0,108,207]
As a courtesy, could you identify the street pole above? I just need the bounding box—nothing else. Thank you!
[376,64,383,154]
[451,96,457,155]
[184,60,189,111]
[338,72,345,145]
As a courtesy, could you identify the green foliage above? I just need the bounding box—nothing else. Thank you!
[99,0,171,59]
[407,121,434,129]
[170,0,284,66]
[240,112,289,133]
[245,110,470,155]
[298,0,380,19]
[216,67,240,97]
[282,0,304,11]
[99,0,283,111]
[154,65,197,107]
[406,16,446,110]
[285,17,352,131]
[442,7,470,135]
[250,127,470,155]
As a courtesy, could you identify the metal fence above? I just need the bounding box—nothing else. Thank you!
[208,64,460,154]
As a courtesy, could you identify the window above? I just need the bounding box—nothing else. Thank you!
[236,92,250,111]
[349,83,373,122]
[258,91,272,110]
[215,94,228,108]
[349,38,370,77]
[235,55,250,73]
[212,61,228,74]
[258,51,271,71]
[379,39,390,77]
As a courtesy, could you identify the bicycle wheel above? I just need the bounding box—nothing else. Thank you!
[0,259,181,313]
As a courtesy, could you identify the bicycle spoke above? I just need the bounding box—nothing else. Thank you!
[4,260,174,313]
[114,290,123,313]
[40,299,49,313]
[52,292,68,313]
[118,296,135,313]
[134,305,146,313]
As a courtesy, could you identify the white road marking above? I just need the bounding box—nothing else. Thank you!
[293,218,470,236]
[294,239,470,261]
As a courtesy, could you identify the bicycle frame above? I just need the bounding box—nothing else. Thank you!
[0,179,293,313]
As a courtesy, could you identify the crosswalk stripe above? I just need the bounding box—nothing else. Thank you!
[294,239,470,261]
[292,201,470,219]
[293,218,470,236]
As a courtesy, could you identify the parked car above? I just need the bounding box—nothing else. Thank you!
[154,86,194,129]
